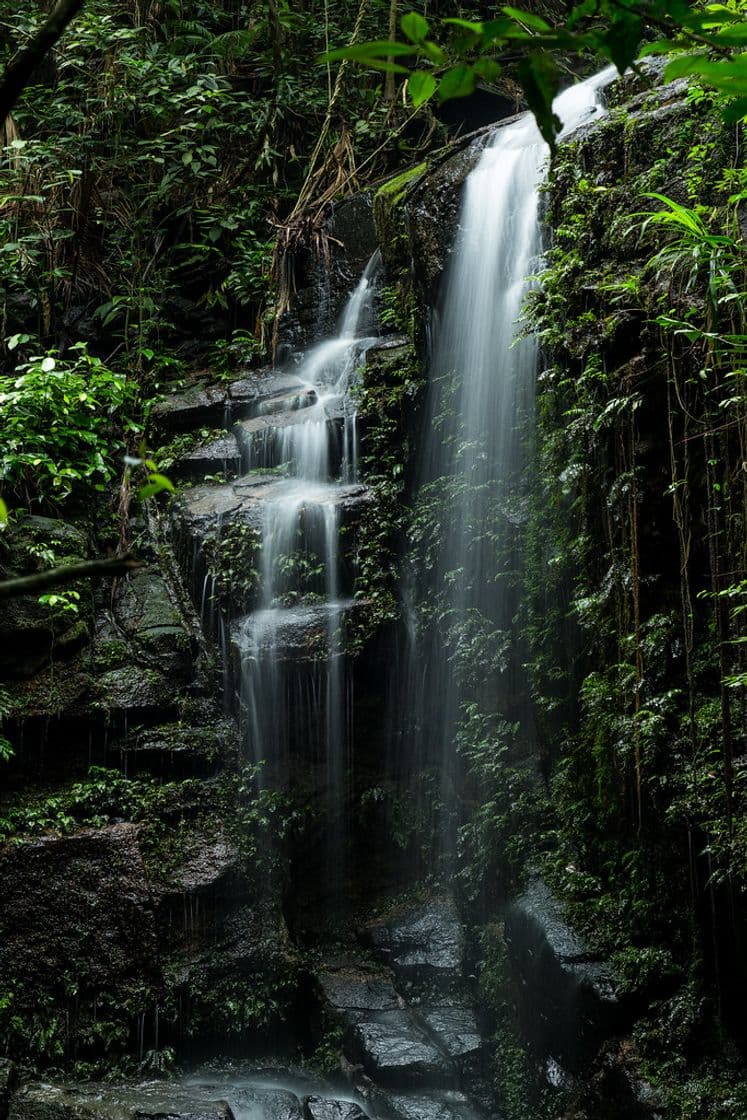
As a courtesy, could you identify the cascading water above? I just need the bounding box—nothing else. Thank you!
[403,69,617,867]
[235,252,379,875]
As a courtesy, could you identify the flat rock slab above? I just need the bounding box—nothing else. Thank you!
[175,477,370,535]
[367,897,463,981]
[304,1098,367,1120]
[118,722,235,779]
[9,1084,237,1120]
[318,968,402,1015]
[419,1007,483,1066]
[226,1088,303,1120]
[172,435,242,482]
[151,384,229,432]
[152,372,313,432]
[349,1010,453,1087]
[232,600,363,664]
[378,1091,488,1120]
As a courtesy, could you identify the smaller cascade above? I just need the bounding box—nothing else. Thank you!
[232,253,380,877]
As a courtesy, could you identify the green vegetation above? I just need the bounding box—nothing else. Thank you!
[328,2,747,149]
[0,346,137,509]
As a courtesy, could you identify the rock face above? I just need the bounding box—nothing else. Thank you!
[504,879,622,1070]
[0,824,159,996]
[366,897,464,982]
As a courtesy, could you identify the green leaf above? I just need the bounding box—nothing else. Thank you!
[438,65,477,101]
[480,18,516,43]
[321,40,415,62]
[0,497,7,524]
[41,356,56,372]
[723,95,747,122]
[351,58,411,74]
[401,12,430,44]
[517,52,561,152]
[665,52,747,95]
[502,6,551,32]
[420,40,447,64]
[473,58,502,83]
[602,10,643,74]
[442,18,484,34]
[408,71,437,107]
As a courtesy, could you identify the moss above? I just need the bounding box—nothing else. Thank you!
[373,162,426,275]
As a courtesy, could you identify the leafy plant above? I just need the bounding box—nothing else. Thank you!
[0,344,138,508]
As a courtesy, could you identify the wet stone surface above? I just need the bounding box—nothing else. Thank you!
[305,1098,368,1120]
[317,968,402,1017]
[366,898,463,982]
[418,1008,483,1068]
[349,1011,454,1087]
[378,1091,488,1120]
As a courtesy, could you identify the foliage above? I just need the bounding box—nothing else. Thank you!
[0,344,138,509]
[521,65,746,1068]
[326,3,747,150]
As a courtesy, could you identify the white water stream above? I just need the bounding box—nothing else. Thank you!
[404,69,617,860]
[237,254,379,876]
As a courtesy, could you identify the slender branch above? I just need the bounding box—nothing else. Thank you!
[0,0,87,126]
[0,554,140,600]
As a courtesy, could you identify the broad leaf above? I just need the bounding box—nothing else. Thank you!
[401,12,430,43]
[502,7,551,32]
[473,58,502,83]
[438,65,477,101]
[322,41,414,61]
[517,52,561,151]
[408,71,437,107]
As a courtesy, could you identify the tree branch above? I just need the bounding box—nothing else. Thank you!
[0,0,87,126]
[0,554,140,600]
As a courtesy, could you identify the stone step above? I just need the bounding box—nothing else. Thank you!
[346,1009,455,1089]
[233,397,352,476]
[170,433,242,482]
[232,598,363,665]
[151,371,314,434]
[171,478,371,626]
[364,897,464,986]
[373,1090,490,1120]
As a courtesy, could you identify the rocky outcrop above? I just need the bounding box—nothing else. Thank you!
[504,879,622,1071]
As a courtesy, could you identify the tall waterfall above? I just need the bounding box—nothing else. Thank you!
[404,69,617,866]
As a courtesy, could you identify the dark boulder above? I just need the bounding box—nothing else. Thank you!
[504,879,623,1070]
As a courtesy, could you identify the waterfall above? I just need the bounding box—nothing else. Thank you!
[235,253,380,876]
[404,69,617,868]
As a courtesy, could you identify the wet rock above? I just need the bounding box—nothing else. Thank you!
[366,897,463,982]
[90,664,179,720]
[231,599,367,667]
[304,1098,367,1120]
[227,371,316,416]
[0,1060,16,1120]
[378,1090,487,1120]
[115,568,193,679]
[117,721,235,778]
[317,967,402,1017]
[277,193,377,355]
[133,1108,235,1120]
[151,384,229,433]
[0,517,92,677]
[228,1088,303,1120]
[171,434,242,483]
[348,1010,453,1087]
[0,825,160,1037]
[407,134,491,294]
[418,1007,483,1069]
[8,1084,237,1120]
[504,879,622,1070]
